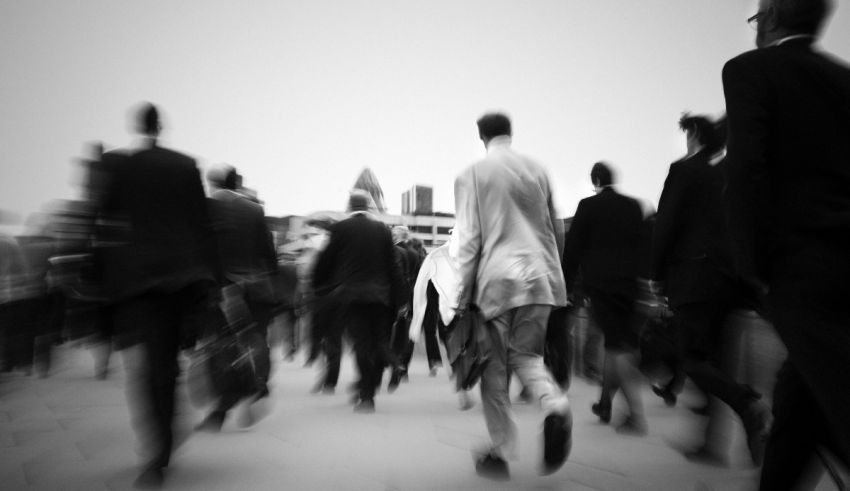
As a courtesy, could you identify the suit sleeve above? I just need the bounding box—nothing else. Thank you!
[454,168,482,308]
[722,57,773,282]
[651,164,686,281]
[562,199,589,290]
[312,228,337,294]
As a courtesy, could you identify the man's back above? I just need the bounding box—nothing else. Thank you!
[103,145,215,297]
[455,137,566,320]
[563,188,642,293]
[209,189,275,280]
[724,40,850,278]
[313,214,402,308]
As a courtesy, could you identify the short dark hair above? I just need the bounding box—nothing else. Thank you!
[772,0,832,35]
[223,168,239,191]
[590,162,614,187]
[137,103,161,136]
[477,113,512,141]
[679,113,724,154]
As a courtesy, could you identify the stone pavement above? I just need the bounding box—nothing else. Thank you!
[0,341,840,491]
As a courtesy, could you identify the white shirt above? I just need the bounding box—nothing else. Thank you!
[408,240,461,341]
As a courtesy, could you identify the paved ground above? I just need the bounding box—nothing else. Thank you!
[0,336,840,491]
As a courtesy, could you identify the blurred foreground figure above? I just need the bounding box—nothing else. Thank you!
[312,190,406,413]
[194,165,277,432]
[563,162,647,435]
[100,104,217,488]
[454,113,571,480]
[723,0,850,488]
[408,231,475,409]
[652,113,772,466]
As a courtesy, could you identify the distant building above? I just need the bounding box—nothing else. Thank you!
[401,185,433,215]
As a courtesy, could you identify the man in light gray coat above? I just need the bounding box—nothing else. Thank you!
[454,112,572,480]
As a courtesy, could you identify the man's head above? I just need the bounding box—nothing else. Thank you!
[391,225,410,245]
[207,164,239,191]
[753,0,833,48]
[679,113,723,155]
[476,113,512,145]
[590,162,614,192]
[347,189,376,214]
[136,102,162,137]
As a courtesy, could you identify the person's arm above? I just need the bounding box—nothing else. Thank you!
[650,164,687,287]
[722,56,772,294]
[562,199,589,291]
[453,168,481,313]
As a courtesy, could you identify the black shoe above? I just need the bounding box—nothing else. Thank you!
[194,412,224,433]
[542,410,573,475]
[652,384,677,407]
[388,370,401,393]
[475,452,510,481]
[742,400,772,466]
[354,399,375,413]
[591,399,612,424]
[615,416,648,436]
[683,446,729,467]
[133,466,164,489]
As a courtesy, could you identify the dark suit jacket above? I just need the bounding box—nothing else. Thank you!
[563,187,643,295]
[208,189,277,282]
[723,39,850,288]
[651,149,734,307]
[313,213,405,310]
[101,144,217,299]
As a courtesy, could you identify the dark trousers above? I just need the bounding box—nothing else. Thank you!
[346,303,393,402]
[545,306,571,389]
[391,310,414,371]
[312,294,343,388]
[115,289,191,470]
[677,301,758,417]
[759,252,850,489]
[422,282,445,369]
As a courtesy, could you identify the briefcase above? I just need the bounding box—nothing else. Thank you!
[446,307,490,391]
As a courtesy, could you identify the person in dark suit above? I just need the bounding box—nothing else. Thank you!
[388,225,419,391]
[723,0,850,487]
[563,162,647,435]
[651,114,772,466]
[100,103,217,488]
[312,190,406,413]
[195,165,277,432]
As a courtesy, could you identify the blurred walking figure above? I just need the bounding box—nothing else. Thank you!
[0,226,28,374]
[312,190,406,413]
[408,230,474,409]
[194,165,277,432]
[388,225,421,391]
[563,162,647,435]
[99,103,218,489]
[651,113,772,466]
[723,0,850,487]
[454,112,572,480]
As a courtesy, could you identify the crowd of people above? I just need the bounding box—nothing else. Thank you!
[1,0,849,489]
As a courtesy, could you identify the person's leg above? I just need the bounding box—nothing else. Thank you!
[759,361,826,490]
[679,302,771,464]
[475,309,513,479]
[545,307,570,389]
[507,305,572,474]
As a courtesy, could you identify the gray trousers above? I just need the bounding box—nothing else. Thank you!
[480,304,569,459]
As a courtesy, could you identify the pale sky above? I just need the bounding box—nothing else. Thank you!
[2,1,850,225]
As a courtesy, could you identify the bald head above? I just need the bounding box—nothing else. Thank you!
[756,0,833,47]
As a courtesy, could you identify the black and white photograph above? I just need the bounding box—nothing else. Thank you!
[1,1,849,489]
